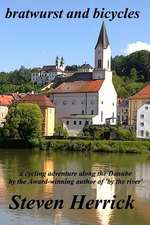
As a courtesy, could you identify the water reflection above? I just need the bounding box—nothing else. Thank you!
[94,170,115,225]
[0,164,7,201]
[136,164,150,201]
[43,159,54,196]
[0,150,150,225]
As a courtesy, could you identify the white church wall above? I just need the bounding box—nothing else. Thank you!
[51,92,98,125]
[93,78,117,125]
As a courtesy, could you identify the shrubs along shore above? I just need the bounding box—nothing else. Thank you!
[0,123,150,153]
[0,138,150,153]
[31,139,150,153]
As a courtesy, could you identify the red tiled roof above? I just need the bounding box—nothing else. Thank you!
[129,85,150,100]
[51,80,104,94]
[21,94,55,108]
[0,95,14,106]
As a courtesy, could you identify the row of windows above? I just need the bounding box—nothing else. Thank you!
[62,100,96,105]
[140,130,149,137]
[32,73,56,77]
[66,120,90,126]
[33,75,56,79]
[55,100,115,106]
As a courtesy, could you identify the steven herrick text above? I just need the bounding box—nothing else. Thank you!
[9,195,135,210]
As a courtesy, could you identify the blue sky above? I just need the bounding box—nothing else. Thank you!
[0,0,150,72]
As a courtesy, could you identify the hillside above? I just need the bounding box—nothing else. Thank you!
[0,50,149,97]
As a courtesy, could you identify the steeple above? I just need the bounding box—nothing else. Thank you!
[93,22,112,80]
[95,21,109,49]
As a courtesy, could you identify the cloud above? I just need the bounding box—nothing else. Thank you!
[125,41,150,55]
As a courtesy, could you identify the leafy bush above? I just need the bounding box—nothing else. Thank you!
[3,103,43,141]
[54,126,68,139]
[82,125,135,141]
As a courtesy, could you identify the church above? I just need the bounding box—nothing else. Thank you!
[50,22,117,136]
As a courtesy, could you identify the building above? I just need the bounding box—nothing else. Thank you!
[50,22,117,136]
[20,94,55,136]
[78,63,93,72]
[32,57,65,86]
[136,102,150,139]
[117,97,128,125]
[0,95,14,127]
[128,84,150,126]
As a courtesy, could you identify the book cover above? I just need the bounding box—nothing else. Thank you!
[0,1,150,225]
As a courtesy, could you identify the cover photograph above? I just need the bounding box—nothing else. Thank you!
[0,1,150,225]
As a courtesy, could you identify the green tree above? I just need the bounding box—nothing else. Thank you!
[130,67,137,81]
[4,103,43,141]
[54,126,68,138]
[112,50,150,82]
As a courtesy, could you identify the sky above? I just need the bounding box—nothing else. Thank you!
[0,0,150,72]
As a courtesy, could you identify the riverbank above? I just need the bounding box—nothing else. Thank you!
[0,138,150,153]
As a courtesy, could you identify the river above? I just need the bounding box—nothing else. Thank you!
[0,149,150,225]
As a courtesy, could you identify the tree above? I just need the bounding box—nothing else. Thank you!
[4,103,43,141]
[54,126,68,138]
[65,65,79,72]
[130,67,137,81]
[112,50,150,82]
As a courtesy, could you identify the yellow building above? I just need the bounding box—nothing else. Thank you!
[128,84,150,125]
[21,94,55,136]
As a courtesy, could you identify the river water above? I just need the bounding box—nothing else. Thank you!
[0,149,150,225]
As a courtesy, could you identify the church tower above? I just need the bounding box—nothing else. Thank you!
[93,22,112,80]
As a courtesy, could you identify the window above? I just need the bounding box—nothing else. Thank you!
[79,121,82,125]
[133,111,136,117]
[101,111,103,122]
[146,131,149,137]
[140,122,144,127]
[101,101,103,104]
[74,121,77,125]
[145,106,148,110]
[85,121,89,125]
[91,110,94,115]
[140,130,144,137]
[66,121,69,125]
[63,100,67,105]
[98,59,102,68]
[140,114,144,119]
[82,110,84,115]
[72,100,76,105]
[112,102,114,106]
[107,60,109,69]
[112,112,114,123]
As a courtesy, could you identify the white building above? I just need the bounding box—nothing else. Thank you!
[78,63,93,72]
[32,57,65,85]
[136,102,150,139]
[50,22,117,136]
